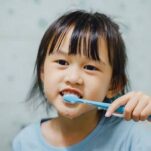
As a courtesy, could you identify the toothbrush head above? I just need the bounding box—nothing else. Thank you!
[63,94,81,104]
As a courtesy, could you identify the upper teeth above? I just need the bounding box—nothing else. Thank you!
[62,91,81,98]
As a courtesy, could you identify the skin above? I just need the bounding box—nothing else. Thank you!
[40,28,151,147]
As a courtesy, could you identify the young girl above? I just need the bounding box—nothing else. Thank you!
[13,10,151,151]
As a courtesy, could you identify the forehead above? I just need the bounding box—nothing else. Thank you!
[57,27,110,65]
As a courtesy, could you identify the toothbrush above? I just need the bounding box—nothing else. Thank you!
[63,94,151,120]
[63,94,124,117]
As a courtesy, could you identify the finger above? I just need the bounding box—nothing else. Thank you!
[132,96,148,121]
[124,95,139,121]
[140,101,151,121]
[105,92,135,117]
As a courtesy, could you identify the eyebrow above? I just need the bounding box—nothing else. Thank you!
[51,49,107,66]
[51,50,68,56]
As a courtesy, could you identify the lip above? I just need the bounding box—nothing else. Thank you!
[60,88,83,98]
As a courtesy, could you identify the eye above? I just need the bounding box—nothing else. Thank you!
[55,59,69,66]
[84,65,98,71]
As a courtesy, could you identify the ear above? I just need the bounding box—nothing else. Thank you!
[40,65,44,82]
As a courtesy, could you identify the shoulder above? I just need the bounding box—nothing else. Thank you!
[130,121,151,138]
[12,121,40,151]
[112,117,151,138]
[15,121,40,140]
[103,117,151,150]
[128,121,151,150]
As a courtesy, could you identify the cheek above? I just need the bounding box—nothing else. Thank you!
[85,76,111,101]
[43,69,62,100]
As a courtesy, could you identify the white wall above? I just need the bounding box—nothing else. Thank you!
[0,0,151,150]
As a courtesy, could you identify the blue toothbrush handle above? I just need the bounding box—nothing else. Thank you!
[84,101,124,114]
[114,106,124,113]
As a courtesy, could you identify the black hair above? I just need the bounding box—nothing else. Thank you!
[26,10,128,108]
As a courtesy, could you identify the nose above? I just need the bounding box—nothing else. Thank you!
[64,65,83,85]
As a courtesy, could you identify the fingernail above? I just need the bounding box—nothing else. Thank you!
[105,111,111,117]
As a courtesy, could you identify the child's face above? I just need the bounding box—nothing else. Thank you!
[41,28,112,119]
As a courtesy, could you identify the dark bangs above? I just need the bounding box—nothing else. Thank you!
[47,11,103,61]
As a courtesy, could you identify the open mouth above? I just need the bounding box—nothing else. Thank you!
[60,89,83,99]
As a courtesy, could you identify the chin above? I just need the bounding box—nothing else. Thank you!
[58,109,84,120]
[55,101,95,119]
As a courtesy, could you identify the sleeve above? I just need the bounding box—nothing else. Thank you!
[12,140,21,151]
[12,136,21,151]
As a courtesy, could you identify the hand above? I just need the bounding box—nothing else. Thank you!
[105,91,151,122]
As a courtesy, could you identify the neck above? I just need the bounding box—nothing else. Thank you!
[42,110,102,147]
[57,110,100,134]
